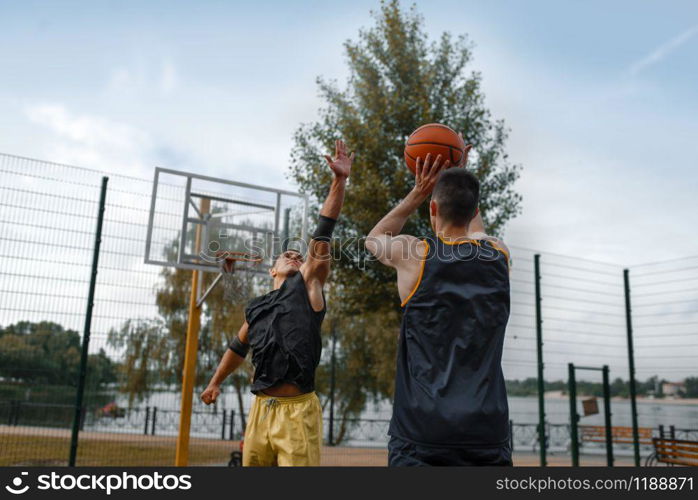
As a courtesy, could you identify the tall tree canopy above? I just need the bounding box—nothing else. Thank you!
[289,0,522,433]
[290,0,521,316]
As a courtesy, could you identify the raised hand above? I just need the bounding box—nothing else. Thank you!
[413,153,450,199]
[324,139,354,179]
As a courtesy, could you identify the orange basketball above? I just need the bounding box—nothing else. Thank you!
[404,123,465,174]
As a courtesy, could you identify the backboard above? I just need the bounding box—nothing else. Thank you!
[144,167,308,275]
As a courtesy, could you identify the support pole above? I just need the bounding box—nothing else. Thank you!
[568,363,579,466]
[175,198,210,466]
[602,365,614,467]
[623,269,641,466]
[534,254,546,466]
[69,176,108,467]
[282,207,291,252]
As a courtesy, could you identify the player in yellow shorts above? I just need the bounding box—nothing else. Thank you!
[200,140,353,466]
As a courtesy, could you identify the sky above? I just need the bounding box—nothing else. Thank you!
[1,0,697,265]
[1,1,697,385]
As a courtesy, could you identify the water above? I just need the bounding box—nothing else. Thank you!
[98,391,698,448]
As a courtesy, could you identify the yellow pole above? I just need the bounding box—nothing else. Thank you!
[175,198,210,466]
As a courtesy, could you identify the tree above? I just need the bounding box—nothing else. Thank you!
[0,321,117,390]
[107,318,174,406]
[108,239,254,423]
[684,377,698,398]
[289,0,522,440]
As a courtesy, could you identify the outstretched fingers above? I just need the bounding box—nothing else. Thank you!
[427,154,445,180]
[422,153,433,177]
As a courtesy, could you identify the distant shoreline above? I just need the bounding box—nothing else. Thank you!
[540,391,698,405]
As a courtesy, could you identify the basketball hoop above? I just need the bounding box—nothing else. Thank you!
[196,251,262,308]
[218,251,262,305]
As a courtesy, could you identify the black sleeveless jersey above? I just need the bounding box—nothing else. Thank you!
[244,272,325,394]
[389,235,511,447]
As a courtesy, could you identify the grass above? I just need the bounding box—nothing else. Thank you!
[0,432,236,466]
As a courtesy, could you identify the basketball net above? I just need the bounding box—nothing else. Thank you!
[218,251,262,305]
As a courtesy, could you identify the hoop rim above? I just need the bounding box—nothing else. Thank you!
[215,250,262,262]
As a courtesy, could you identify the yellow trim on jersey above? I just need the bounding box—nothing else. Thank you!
[488,240,511,270]
[436,234,510,269]
[401,239,429,308]
[437,234,481,246]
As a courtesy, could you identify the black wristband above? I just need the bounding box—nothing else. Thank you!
[229,336,250,358]
[312,215,337,242]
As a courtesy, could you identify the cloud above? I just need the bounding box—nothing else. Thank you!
[25,103,154,177]
[627,24,698,76]
[160,59,177,95]
[105,58,178,97]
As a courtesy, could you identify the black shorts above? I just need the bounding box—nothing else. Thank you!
[388,435,513,467]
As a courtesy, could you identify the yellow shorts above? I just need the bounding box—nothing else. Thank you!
[242,391,323,467]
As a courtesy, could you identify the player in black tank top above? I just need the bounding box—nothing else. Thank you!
[366,146,513,466]
[200,140,354,466]
[244,271,325,394]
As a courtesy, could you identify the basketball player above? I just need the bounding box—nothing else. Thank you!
[200,140,353,466]
[365,145,513,466]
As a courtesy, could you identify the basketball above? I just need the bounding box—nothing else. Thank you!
[404,123,465,174]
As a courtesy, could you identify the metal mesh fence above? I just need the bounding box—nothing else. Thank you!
[1,152,696,467]
[629,257,698,433]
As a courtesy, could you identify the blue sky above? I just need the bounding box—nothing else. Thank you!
[1,0,697,264]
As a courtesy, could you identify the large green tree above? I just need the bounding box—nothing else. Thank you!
[289,0,522,438]
[291,0,521,313]
[108,241,253,424]
[0,321,116,390]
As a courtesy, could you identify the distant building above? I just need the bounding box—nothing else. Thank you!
[662,382,686,398]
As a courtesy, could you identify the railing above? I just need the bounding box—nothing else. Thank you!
[1,401,241,440]
[5,400,692,451]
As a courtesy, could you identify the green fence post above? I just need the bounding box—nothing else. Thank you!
[151,406,157,435]
[328,320,337,446]
[602,365,614,467]
[229,410,235,440]
[221,410,227,440]
[568,363,579,466]
[624,269,641,466]
[69,176,108,467]
[534,254,547,466]
[144,407,150,435]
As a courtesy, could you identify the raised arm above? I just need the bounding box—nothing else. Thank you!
[301,139,353,286]
[365,153,448,269]
[200,322,249,405]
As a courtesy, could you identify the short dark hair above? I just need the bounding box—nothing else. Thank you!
[432,169,480,226]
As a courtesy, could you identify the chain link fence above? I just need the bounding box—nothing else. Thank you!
[1,152,696,466]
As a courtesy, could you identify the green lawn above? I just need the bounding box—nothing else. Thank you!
[0,433,237,466]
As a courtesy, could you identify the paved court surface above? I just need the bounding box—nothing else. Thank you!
[0,425,646,467]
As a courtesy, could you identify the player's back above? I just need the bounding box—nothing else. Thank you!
[389,235,511,447]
